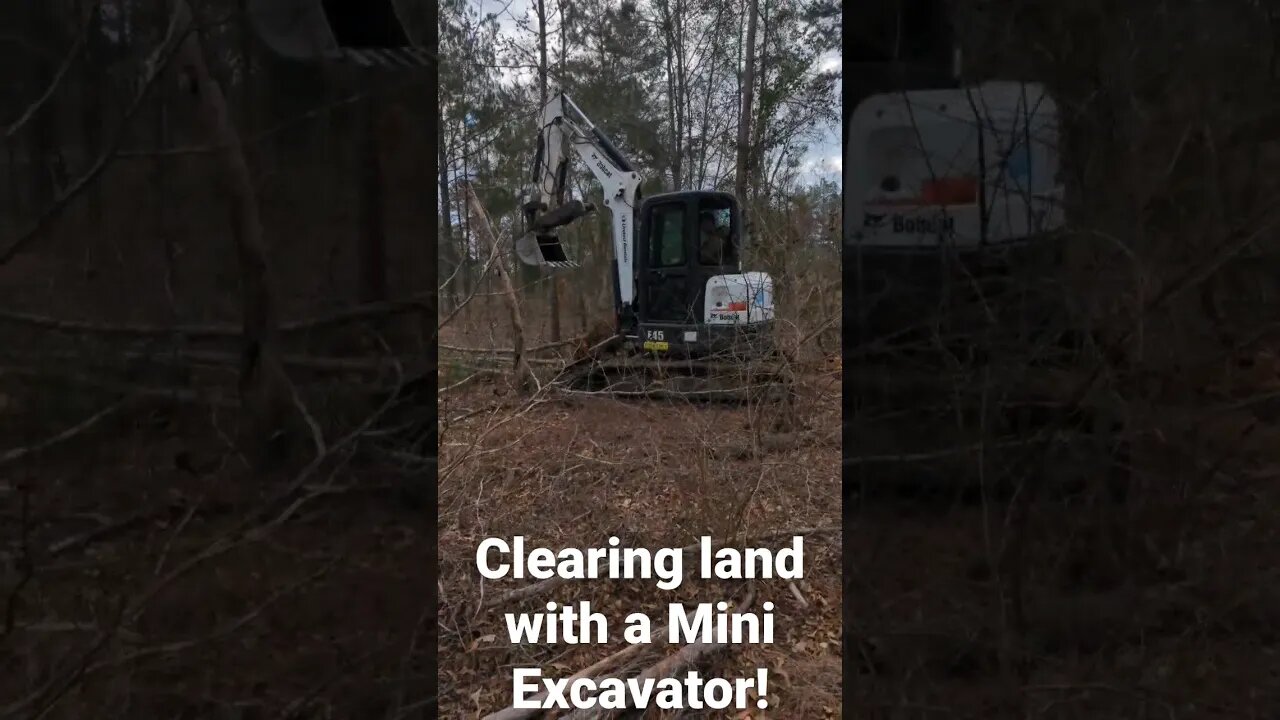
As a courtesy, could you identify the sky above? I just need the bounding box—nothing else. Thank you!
[472,0,841,186]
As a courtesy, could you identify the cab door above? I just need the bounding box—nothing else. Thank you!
[639,200,697,324]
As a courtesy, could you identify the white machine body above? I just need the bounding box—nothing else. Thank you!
[703,272,775,326]
[846,81,1065,248]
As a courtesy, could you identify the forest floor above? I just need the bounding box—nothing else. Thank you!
[437,318,843,719]
[0,388,433,719]
[838,351,1280,719]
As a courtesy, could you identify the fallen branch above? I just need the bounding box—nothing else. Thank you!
[139,349,421,375]
[440,339,575,355]
[558,587,757,720]
[0,291,431,338]
[0,399,126,468]
[481,635,658,720]
[46,506,170,559]
[438,369,500,396]
[0,366,230,407]
[787,581,810,609]
[3,3,94,140]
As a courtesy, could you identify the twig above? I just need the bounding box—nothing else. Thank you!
[3,2,96,140]
[385,603,433,720]
[0,291,431,338]
[787,581,809,608]
[440,339,576,355]
[0,366,228,407]
[1,348,408,719]
[462,182,539,394]
[439,369,500,396]
[2,485,33,639]
[0,4,189,267]
[0,400,126,468]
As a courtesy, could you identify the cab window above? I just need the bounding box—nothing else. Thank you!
[697,201,738,266]
[649,204,685,268]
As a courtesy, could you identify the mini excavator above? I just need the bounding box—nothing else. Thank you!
[513,92,786,400]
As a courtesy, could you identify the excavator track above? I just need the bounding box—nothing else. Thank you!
[550,339,795,404]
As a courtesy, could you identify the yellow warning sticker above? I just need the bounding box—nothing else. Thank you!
[642,341,669,352]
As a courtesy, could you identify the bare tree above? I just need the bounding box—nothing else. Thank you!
[176,0,293,465]
[735,0,759,202]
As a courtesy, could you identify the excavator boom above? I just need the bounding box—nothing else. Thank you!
[518,91,642,276]
[518,91,645,332]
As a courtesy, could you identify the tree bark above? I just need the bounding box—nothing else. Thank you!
[176,0,294,467]
[735,0,759,204]
[537,0,562,342]
[358,95,388,305]
[438,123,456,311]
[463,183,538,395]
[80,0,103,263]
[29,2,59,212]
[750,0,772,198]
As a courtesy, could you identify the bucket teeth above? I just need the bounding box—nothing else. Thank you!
[338,47,434,68]
[515,234,577,269]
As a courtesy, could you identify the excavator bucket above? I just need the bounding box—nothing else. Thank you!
[514,199,594,268]
[515,233,578,269]
[247,0,432,67]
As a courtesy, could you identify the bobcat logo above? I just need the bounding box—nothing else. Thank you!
[863,212,886,228]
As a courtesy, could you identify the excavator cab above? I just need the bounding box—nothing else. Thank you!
[637,191,742,325]
[246,0,430,66]
[633,190,772,356]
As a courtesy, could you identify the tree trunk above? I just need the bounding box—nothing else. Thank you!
[735,0,759,204]
[537,0,561,342]
[176,1,293,467]
[659,0,683,191]
[464,183,538,394]
[750,0,772,199]
[80,0,102,266]
[357,96,388,305]
[29,2,58,212]
[155,84,176,316]
[438,124,456,311]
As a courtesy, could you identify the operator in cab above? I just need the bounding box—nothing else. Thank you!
[698,212,726,265]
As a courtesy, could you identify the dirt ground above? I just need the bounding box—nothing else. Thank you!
[841,362,1280,719]
[437,341,842,719]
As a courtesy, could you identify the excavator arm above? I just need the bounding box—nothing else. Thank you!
[517,92,644,329]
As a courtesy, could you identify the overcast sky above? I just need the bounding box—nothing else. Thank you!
[472,0,841,186]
